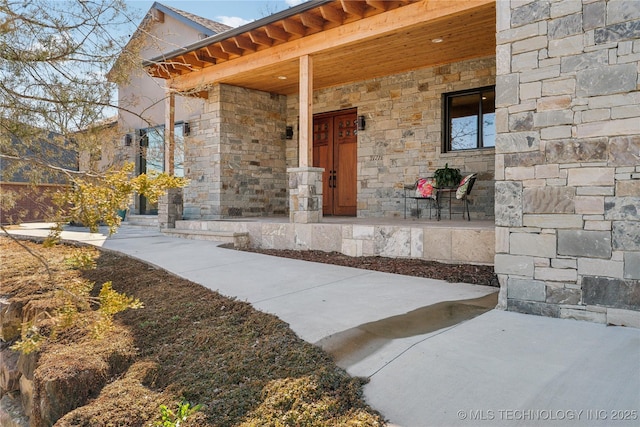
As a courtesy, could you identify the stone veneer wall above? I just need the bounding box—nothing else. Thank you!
[286,57,497,219]
[183,84,288,219]
[495,0,640,326]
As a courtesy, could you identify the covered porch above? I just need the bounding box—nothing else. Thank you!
[147,0,497,226]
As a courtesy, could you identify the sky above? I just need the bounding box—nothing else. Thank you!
[125,0,309,29]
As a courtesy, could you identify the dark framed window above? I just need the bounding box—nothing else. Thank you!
[443,86,495,152]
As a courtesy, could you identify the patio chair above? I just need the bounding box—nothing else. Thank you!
[455,173,477,221]
[404,178,438,219]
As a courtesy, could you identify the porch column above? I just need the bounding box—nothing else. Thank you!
[164,90,175,175]
[288,55,323,223]
[158,89,182,229]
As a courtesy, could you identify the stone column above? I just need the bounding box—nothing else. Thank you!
[158,188,183,229]
[288,167,323,223]
[494,0,640,326]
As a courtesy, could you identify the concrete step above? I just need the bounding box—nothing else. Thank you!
[161,228,249,249]
[126,215,158,228]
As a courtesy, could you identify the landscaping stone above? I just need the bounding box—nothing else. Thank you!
[0,348,20,393]
[558,230,612,258]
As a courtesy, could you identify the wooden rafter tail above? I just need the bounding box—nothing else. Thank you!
[340,0,366,17]
[319,4,344,24]
[249,30,273,47]
[366,0,388,11]
[219,39,243,56]
[283,18,307,37]
[182,52,205,69]
[265,24,289,42]
[300,12,325,30]
[233,35,257,52]
[204,46,229,61]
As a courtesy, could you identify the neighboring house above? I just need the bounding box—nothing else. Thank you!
[120,0,638,325]
[113,2,231,214]
[0,131,78,224]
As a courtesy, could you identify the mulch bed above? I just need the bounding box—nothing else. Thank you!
[237,247,499,287]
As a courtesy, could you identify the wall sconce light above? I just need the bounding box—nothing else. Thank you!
[357,115,366,131]
[124,134,132,146]
[183,122,191,136]
[285,126,294,139]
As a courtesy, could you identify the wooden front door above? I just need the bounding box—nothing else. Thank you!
[313,110,357,216]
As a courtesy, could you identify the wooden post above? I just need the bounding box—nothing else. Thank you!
[299,55,313,167]
[164,89,175,175]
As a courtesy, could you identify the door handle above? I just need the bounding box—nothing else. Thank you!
[332,170,337,188]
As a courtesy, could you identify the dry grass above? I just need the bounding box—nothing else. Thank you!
[0,237,384,426]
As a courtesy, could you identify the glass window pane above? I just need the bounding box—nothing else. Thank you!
[174,124,184,178]
[146,126,164,174]
[482,90,495,148]
[450,94,479,150]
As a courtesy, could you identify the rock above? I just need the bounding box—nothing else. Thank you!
[0,394,29,427]
[0,348,21,393]
[0,298,23,342]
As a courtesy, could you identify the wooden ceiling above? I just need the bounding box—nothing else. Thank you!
[147,0,496,95]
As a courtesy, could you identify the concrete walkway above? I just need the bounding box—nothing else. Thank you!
[7,224,640,426]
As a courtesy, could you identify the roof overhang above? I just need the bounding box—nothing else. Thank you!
[145,0,496,96]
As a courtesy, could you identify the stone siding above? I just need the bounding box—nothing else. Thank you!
[495,0,640,327]
[183,84,288,219]
[287,57,497,219]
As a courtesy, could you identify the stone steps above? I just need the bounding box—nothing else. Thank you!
[125,215,158,228]
[161,228,249,249]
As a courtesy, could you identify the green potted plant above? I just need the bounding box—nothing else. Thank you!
[434,163,462,188]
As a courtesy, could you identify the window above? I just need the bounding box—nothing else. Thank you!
[139,123,185,177]
[443,86,495,152]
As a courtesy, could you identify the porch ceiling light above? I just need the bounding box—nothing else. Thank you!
[277,75,287,80]
[431,37,444,43]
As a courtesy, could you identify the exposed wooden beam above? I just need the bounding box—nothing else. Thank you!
[197,49,217,64]
[170,0,494,91]
[340,0,366,17]
[248,30,273,47]
[233,35,257,52]
[182,52,205,69]
[265,24,289,42]
[366,0,388,11]
[319,4,344,24]
[300,12,325,30]
[283,18,307,36]
[204,45,229,61]
[219,39,243,56]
